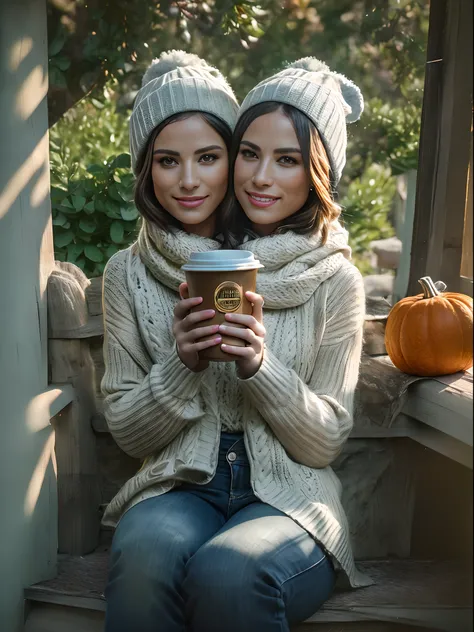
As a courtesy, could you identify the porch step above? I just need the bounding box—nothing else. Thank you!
[23,603,446,632]
[24,550,472,631]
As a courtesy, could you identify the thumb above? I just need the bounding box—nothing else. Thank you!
[179,282,190,300]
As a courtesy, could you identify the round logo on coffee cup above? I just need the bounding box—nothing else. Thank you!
[214,281,242,313]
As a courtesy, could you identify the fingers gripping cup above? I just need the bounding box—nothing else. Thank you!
[182,250,264,362]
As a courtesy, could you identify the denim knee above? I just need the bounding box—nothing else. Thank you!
[184,540,278,625]
[184,526,335,632]
[106,498,211,609]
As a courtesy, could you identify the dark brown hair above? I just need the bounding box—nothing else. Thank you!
[134,111,233,234]
[222,102,341,245]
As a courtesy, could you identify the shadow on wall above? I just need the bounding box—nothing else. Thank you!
[0,1,57,630]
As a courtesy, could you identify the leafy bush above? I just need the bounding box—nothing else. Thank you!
[341,163,396,275]
[357,97,421,176]
[49,98,139,277]
[50,152,138,277]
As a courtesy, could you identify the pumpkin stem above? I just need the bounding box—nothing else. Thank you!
[418,276,441,298]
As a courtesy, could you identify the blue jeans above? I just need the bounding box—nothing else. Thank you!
[105,433,335,632]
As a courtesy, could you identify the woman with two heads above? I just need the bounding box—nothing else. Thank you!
[101,50,371,632]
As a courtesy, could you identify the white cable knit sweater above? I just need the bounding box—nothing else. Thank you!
[101,221,372,588]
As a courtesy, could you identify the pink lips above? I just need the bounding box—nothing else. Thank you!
[174,196,209,209]
[246,191,280,208]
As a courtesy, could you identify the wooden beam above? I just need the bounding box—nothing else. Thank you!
[26,385,75,433]
[48,315,104,339]
[461,138,473,282]
[408,0,473,295]
[401,372,473,447]
[405,417,473,469]
[48,263,101,555]
[407,0,447,295]
[24,602,104,632]
[26,556,472,630]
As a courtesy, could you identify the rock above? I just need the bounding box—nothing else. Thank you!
[364,274,394,298]
[370,236,402,270]
[363,296,392,356]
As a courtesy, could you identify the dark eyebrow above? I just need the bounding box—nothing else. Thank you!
[153,144,223,157]
[240,140,260,151]
[153,149,179,156]
[194,144,223,154]
[240,140,301,154]
[274,147,301,154]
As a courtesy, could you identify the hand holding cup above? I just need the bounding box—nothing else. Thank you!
[219,291,266,379]
[182,250,263,363]
[172,283,222,372]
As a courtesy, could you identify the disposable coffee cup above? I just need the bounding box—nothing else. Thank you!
[182,250,264,362]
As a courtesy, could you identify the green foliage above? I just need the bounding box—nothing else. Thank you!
[50,152,137,277]
[49,0,430,277]
[50,98,137,276]
[341,164,397,275]
[46,1,273,125]
[49,91,129,165]
[346,97,422,181]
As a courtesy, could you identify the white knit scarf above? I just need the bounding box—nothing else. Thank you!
[137,221,221,292]
[137,220,351,309]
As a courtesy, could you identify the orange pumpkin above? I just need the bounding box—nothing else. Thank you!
[385,276,473,376]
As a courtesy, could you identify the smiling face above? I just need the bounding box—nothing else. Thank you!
[151,114,229,236]
[233,109,311,235]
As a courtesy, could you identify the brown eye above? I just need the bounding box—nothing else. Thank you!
[158,156,177,167]
[240,149,257,159]
[278,155,298,165]
[199,154,218,163]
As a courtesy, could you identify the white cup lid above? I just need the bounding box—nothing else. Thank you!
[182,250,264,272]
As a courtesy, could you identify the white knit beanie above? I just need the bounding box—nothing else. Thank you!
[130,50,239,174]
[238,58,364,184]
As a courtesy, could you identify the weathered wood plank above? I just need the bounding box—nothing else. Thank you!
[85,277,104,316]
[50,397,101,555]
[402,372,473,446]
[25,384,75,433]
[307,607,472,631]
[48,314,104,339]
[410,445,473,560]
[26,554,472,631]
[95,433,140,507]
[48,267,89,337]
[401,415,473,469]
[293,624,433,632]
[460,145,473,281]
[0,5,57,625]
[24,603,104,632]
[408,0,473,295]
[48,263,101,555]
[333,439,415,559]
[23,602,445,632]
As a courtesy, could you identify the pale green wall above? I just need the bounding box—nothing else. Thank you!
[0,1,57,630]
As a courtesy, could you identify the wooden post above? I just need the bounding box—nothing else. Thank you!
[0,0,57,628]
[48,263,101,555]
[408,0,473,296]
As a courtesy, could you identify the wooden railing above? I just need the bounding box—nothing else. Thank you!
[47,263,102,555]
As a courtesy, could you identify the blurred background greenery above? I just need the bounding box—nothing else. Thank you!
[47,0,429,277]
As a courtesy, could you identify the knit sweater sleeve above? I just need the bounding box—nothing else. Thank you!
[100,250,205,459]
[240,263,364,468]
